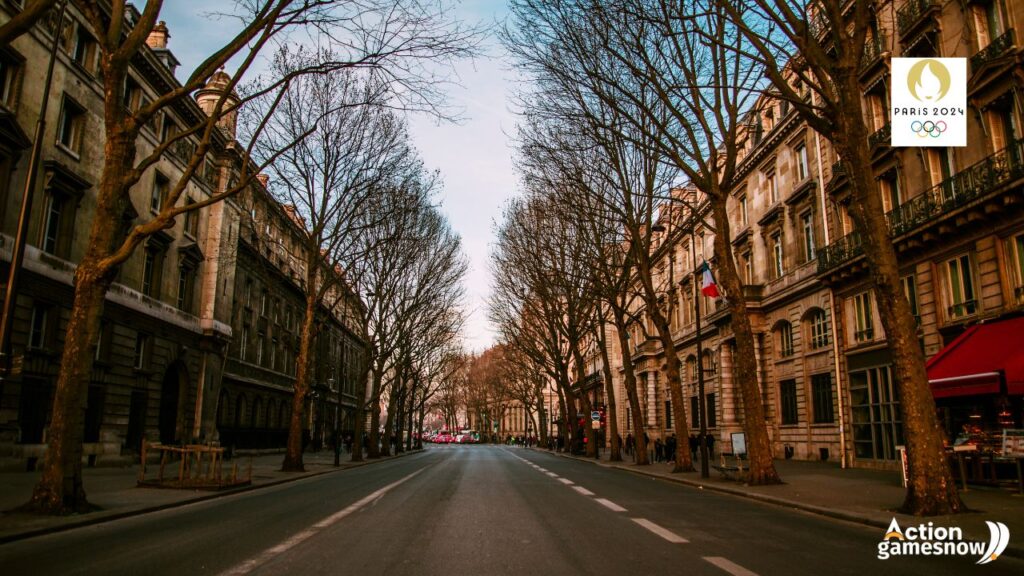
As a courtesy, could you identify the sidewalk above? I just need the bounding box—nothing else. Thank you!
[539,447,1024,559]
[0,449,418,543]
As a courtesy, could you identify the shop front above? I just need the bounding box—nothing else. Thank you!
[927,316,1024,487]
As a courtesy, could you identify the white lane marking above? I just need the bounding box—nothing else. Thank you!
[558,478,574,485]
[218,468,425,576]
[545,472,558,478]
[595,498,627,512]
[632,518,689,543]
[572,486,594,496]
[536,468,548,473]
[703,557,759,576]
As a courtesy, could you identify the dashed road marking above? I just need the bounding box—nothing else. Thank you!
[557,478,574,485]
[595,498,627,512]
[632,518,688,543]
[572,485,595,496]
[703,557,758,576]
[218,468,424,575]
[545,472,558,478]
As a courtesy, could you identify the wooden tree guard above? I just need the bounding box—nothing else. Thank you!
[138,441,251,490]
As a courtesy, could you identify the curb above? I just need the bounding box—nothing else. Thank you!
[0,449,423,545]
[536,449,1024,561]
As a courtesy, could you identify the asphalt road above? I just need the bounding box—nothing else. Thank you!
[0,445,1020,575]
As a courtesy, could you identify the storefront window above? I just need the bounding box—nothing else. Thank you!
[850,366,903,460]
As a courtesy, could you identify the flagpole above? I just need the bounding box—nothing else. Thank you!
[691,229,710,479]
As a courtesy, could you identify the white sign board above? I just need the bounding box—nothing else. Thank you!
[731,432,746,455]
[891,58,967,147]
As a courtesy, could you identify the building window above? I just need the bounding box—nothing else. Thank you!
[780,379,798,425]
[40,192,64,255]
[70,24,98,74]
[176,264,195,313]
[809,309,830,349]
[971,2,1002,52]
[0,50,22,110]
[945,254,977,319]
[766,169,779,204]
[853,291,874,342]
[161,116,178,144]
[850,366,903,461]
[28,303,49,349]
[134,333,149,370]
[778,322,794,357]
[183,198,199,238]
[927,148,956,200]
[794,142,809,181]
[738,194,748,227]
[256,332,266,365]
[141,246,165,299]
[260,290,269,317]
[740,249,752,284]
[270,337,278,371]
[879,173,902,214]
[800,211,815,263]
[902,274,920,325]
[57,96,86,154]
[244,279,253,308]
[240,325,249,361]
[151,172,168,213]
[1008,233,1024,304]
[811,373,835,424]
[771,231,784,279]
[706,393,716,428]
[986,102,1019,153]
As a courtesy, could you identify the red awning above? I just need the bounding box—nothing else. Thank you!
[926,316,1024,398]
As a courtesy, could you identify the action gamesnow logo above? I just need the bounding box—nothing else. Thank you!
[877,517,1010,564]
[891,58,966,147]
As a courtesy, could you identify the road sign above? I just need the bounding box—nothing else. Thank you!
[591,411,600,421]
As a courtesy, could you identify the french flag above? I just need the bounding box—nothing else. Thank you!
[700,262,720,298]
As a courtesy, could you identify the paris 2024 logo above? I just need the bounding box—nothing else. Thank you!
[891,58,966,147]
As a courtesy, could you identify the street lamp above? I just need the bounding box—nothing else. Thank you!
[329,378,340,466]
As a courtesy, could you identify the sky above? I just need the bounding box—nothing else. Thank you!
[162,1,519,352]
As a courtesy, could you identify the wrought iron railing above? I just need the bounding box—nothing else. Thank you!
[861,31,887,70]
[970,29,1016,72]
[818,138,1024,273]
[896,0,938,37]
[867,124,891,149]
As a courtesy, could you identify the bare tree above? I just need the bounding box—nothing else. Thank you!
[716,0,964,514]
[0,0,58,48]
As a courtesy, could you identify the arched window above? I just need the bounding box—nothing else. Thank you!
[251,397,263,428]
[702,349,717,375]
[686,355,697,382]
[235,394,247,428]
[216,390,230,426]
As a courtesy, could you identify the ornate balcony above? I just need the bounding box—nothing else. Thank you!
[860,31,887,72]
[818,138,1024,274]
[970,29,1016,72]
[896,0,939,39]
[867,124,891,150]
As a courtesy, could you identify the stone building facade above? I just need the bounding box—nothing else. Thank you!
[0,4,365,470]
[515,0,1023,470]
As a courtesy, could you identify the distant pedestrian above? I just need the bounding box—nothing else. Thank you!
[705,434,715,456]
[625,433,634,456]
[654,438,663,462]
[689,434,698,459]
[666,434,677,463]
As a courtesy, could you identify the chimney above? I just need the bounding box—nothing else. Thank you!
[147,21,169,50]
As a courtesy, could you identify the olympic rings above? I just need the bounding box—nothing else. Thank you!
[910,120,947,138]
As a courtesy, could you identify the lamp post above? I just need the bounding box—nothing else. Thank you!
[329,378,340,466]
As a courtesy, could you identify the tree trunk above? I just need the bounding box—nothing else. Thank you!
[597,319,621,461]
[381,382,398,456]
[368,369,383,458]
[282,292,318,472]
[28,128,136,514]
[349,362,371,463]
[28,270,109,513]
[535,383,548,448]
[833,85,963,513]
[710,198,781,485]
[612,307,649,465]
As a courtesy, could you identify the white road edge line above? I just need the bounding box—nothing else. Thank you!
[557,478,574,485]
[595,498,627,512]
[703,556,759,576]
[218,468,425,576]
[545,472,558,478]
[632,518,689,543]
[572,486,594,496]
